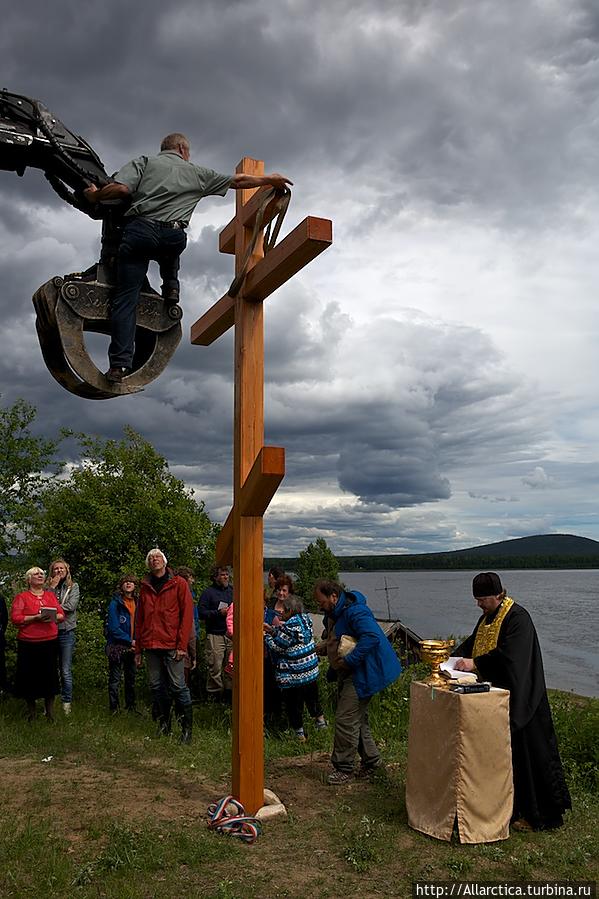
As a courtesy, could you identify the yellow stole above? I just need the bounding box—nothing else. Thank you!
[472,596,514,658]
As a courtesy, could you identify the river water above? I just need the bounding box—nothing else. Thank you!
[336,569,599,697]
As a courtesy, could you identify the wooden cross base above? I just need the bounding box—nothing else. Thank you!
[191,158,332,813]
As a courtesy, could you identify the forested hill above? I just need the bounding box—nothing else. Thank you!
[266,534,599,572]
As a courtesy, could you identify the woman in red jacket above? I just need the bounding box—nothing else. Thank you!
[10,566,65,721]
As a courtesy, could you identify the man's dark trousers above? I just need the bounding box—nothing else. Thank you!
[109,218,186,368]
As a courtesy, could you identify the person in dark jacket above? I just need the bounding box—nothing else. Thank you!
[453,572,571,831]
[314,579,402,785]
[135,548,194,742]
[198,565,233,701]
[105,574,138,713]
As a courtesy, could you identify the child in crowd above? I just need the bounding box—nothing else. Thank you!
[263,594,327,741]
[105,575,138,713]
[271,574,295,618]
[226,598,283,726]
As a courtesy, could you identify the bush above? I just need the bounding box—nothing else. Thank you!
[295,538,339,611]
[369,662,429,746]
[72,610,107,693]
[549,691,599,793]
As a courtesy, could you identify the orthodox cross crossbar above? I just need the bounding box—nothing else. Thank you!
[191,157,332,813]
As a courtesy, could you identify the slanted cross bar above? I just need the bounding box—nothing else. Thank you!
[191,158,332,813]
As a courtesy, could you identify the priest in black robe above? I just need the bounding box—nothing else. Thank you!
[453,572,571,831]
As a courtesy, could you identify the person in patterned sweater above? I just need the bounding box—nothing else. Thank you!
[263,594,327,741]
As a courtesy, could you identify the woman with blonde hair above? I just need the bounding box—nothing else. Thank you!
[48,559,80,715]
[10,567,65,721]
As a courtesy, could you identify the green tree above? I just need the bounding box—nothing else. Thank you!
[0,397,62,579]
[295,537,340,610]
[28,427,218,607]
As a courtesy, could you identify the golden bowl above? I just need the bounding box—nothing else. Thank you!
[419,638,455,687]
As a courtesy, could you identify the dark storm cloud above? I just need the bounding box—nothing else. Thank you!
[1,0,594,552]
[182,226,233,288]
[4,0,597,228]
[4,279,546,529]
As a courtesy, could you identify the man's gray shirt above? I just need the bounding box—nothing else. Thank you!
[115,150,231,225]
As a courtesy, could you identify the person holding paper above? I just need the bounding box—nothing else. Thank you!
[453,572,571,831]
[10,566,65,721]
[198,566,233,702]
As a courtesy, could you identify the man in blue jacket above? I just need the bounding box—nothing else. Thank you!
[314,579,402,785]
[198,565,233,702]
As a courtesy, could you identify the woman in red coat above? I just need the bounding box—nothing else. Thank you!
[10,566,65,721]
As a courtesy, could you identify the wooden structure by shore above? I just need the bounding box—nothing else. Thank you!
[309,614,422,668]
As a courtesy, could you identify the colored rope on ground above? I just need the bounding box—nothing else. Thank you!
[207,795,262,844]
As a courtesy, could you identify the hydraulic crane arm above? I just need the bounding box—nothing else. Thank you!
[0,89,110,217]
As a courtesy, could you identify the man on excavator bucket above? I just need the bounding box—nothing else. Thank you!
[0,90,291,397]
[84,134,291,383]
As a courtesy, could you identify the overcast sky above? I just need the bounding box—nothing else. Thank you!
[2,0,599,557]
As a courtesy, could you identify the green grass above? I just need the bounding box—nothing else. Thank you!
[0,672,597,899]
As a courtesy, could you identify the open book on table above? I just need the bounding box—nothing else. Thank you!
[440,657,478,683]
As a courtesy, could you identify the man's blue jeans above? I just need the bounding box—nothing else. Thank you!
[145,649,192,710]
[58,629,76,703]
[109,218,187,368]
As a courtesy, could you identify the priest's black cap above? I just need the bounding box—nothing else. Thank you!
[472,572,503,597]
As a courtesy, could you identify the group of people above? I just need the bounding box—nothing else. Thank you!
[262,568,402,781]
[1,553,572,830]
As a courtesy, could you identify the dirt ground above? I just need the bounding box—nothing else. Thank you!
[1,750,413,897]
[0,750,336,827]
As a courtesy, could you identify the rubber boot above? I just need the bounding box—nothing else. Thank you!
[157,697,172,736]
[179,704,193,745]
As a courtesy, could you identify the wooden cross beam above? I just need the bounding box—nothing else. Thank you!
[191,158,332,814]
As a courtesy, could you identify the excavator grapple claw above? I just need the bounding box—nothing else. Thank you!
[32,271,182,400]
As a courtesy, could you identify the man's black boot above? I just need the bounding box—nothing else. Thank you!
[105,366,131,383]
[157,698,172,736]
[179,704,193,744]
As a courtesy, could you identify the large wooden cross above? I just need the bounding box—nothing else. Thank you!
[191,157,332,814]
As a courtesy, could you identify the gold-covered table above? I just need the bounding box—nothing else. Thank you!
[406,681,513,844]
